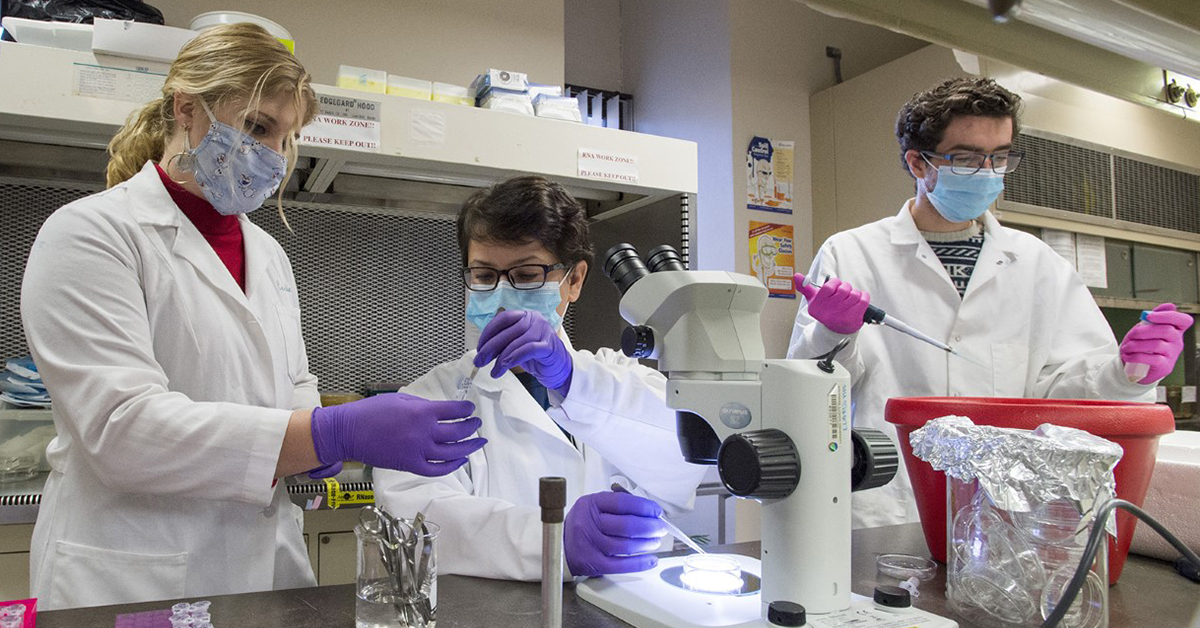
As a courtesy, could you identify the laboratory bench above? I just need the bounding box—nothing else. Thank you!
[0,467,378,600]
[33,523,1200,628]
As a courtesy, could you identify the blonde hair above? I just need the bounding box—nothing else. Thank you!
[106,23,317,220]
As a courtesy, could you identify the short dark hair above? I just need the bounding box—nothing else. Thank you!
[457,175,594,271]
[895,77,1022,173]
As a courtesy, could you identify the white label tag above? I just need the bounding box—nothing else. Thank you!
[410,110,446,145]
[299,94,381,152]
[72,63,166,103]
[578,148,639,184]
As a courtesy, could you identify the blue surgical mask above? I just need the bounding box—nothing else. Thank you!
[466,270,571,332]
[184,100,287,216]
[925,166,1004,223]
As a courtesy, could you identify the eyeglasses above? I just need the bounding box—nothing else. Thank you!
[463,263,569,292]
[920,149,1025,175]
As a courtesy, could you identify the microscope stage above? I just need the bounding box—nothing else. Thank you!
[576,555,958,628]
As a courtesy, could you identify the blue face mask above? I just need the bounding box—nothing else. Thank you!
[466,270,571,332]
[925,166,1005,223]
[183,100,288,216]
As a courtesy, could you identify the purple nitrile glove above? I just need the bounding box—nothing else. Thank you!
[564,491,668,577]
[309,392,486,477]
[307,461,343,479]
[793,272,871,335]
[474,310,574,394]
[1120,303,1194,384]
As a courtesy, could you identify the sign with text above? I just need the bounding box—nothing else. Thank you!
[578,148,639,184]
[749,221,795,299]
[299,94,381,152]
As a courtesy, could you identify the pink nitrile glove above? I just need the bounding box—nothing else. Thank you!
[1120,303,1194,384]
[793,272,871,335]
[474,310,573,395]
[310,392,487,477]
[564,491,668,577]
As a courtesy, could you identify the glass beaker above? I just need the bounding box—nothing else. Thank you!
[946,478,1107,628]
[355,519,440,628]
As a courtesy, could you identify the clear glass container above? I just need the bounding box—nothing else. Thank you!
[947,478,1107,628]
[355,519,439,628]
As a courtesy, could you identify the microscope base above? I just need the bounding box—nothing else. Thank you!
[576,555,958,628]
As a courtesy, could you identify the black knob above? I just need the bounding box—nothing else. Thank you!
[851,428,899,492]
[620,325,655,358]
[767,601,806,626]
[874,585,911,609]
[718,429,800,499]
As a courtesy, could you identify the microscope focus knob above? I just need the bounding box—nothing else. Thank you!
[620,325,655,359]
[718,429,800,499]
[851,428,899,492]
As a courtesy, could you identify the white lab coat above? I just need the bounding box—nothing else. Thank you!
[21,162,320,610]
[788,201,1154,528]
[374,336,708,581]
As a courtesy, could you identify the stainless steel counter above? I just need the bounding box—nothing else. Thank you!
[33,524,1200,628]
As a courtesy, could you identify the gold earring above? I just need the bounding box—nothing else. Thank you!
[167,124,196,173]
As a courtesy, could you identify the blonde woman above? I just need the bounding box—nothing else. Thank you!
[21,24,484,609]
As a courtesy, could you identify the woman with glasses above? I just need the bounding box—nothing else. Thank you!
[374,175,707,581]
[787,77,1191,530]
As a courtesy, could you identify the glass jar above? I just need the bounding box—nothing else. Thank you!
[947,477,1107,628]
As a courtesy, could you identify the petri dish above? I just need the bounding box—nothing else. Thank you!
[1041,564,1105,628]
[956,564,1038,625]
[877,553,937,581]
[680,554,744,594]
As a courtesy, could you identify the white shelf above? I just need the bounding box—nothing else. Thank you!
[0,42,698,211]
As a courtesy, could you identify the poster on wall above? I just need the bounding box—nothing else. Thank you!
[749,221,795,299]
[746,136,793,214]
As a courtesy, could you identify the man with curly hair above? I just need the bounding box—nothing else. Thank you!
[787,77,1191,528]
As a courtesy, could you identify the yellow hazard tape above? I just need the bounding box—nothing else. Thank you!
[323,477,375,510]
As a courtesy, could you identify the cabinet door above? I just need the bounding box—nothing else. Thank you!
[0,552,30,601]
[1091,241,1134,299]
[1134,245,1199,303]
[317,531,357,586]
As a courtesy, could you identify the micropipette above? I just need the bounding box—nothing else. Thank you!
[802,275,958,356]
[611,483,706,555]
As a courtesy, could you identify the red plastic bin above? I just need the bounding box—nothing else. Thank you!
[885,396,1174,585]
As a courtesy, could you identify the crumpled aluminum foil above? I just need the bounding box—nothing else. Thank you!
[911,415,1122,533]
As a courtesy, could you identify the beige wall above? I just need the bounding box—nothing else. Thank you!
[728,0,927,357]
[154,0,565,88]
[565,0,622,92]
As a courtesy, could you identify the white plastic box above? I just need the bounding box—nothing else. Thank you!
[336,65,387,94]
[91,18,199,64]
[387,75,432,100]
[1130,431,1200,560]
[432,82,472,106]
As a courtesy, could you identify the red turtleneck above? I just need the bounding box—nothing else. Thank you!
[155,164,246,292]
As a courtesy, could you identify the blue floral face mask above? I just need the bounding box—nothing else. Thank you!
[925,166,1005,223]
[182,100,288,216]
[466,269,572,332]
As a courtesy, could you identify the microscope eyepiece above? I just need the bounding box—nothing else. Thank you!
[602,243,650,296]
[646,244,687,273]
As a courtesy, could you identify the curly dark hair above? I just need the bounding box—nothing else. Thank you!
[457,175,594,271]
[895,77,1022,173]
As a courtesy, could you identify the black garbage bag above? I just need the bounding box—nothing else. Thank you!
[1,0,164,25]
